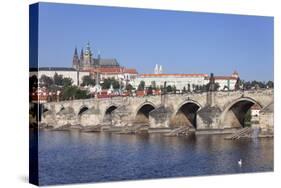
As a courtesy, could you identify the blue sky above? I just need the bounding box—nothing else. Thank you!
[37,3,273,81]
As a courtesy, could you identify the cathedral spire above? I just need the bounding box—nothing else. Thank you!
[74,46,78,56]
[80,48,84,60]
[72,47,80,70]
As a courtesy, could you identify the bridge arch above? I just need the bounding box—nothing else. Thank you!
[58,106,65,113]
[78,105,89,116]
[57,106,75,115]
[171,100,202,128]
[134,101,156,124]
[220,97,262,129]
[103,105,118,121]
[43,107,50,114]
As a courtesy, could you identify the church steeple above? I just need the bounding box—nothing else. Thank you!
[72,47,80,70]
[83,42,93,67]
[80,48,84,62]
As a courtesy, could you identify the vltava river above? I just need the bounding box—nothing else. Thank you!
[35,130,273,185]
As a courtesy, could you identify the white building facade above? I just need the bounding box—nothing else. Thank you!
[131,69,239,91]
[29,67,90,86]
[131,74,208,91]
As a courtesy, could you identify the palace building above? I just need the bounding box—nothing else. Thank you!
[130,65,239,91]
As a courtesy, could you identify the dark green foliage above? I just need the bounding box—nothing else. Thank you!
[125,84,134,92]
[53,73,64,86]
[166,85,172,92]
[242,80,273,89]
[266,81,274,88]
[40,74,53,86]
[61,86,89,100]
[62,77,73,87]
[137,80,145,91]
[235,77,241,90]
[81,75,95,86]
[101,78,120,89]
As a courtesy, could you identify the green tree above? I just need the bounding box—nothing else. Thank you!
[125,84,134,92]
[81,75,95,86]
[266,80,274,88]
[137,80,145,91]
[235,77,241,90]
[61,85,89,100]
[53,73,64,86]
[75,89,88,99]
[102,78,120,89]
[182,86,186,93]
[62,77,73,87]
[166,85,172,92]
[61,85,78,100]
[40,75,53,87]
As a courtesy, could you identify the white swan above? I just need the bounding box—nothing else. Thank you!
[238,159,242,166]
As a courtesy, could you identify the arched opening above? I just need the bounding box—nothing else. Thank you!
[57,106,75,115]
[222,98,262,128]
[78,106,89,116]
[59,106,65,112]
[135,104,156,124]
[104,106,118,122]
[171,102,200,128]
[43,107,49,114]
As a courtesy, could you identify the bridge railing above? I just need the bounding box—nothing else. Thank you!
[45,89,273,105]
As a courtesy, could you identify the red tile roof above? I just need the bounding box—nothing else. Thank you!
[90,67,138,74]
[139,73,208,77]
[204,76,237,80]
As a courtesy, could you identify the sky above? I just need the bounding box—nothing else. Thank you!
[36,2,274,81]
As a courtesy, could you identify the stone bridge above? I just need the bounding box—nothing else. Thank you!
[42,89,274,131]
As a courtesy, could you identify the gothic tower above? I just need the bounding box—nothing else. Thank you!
[80,48,84,69]
[72,47,80,70]
[83,42,93,68]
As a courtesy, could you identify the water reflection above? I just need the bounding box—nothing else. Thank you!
[37,130,273,185]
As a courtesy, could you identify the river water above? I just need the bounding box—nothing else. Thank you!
[36,130,273,185]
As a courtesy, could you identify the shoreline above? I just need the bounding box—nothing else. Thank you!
[32,123,274,140]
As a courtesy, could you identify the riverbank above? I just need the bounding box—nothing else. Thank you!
[36,122,274,140]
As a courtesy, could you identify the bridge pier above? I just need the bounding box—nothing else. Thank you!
[149,106,172,128]
[196,105,222,129]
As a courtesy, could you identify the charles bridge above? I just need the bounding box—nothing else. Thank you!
[41,89,274,133]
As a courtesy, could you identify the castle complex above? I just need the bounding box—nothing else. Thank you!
[72,42,121,70]
[30,42,239,91]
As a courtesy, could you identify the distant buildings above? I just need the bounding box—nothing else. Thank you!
[30,42,239,92]
[72,42,138,85]
[131,66,239,91]
[29,67,89,86]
